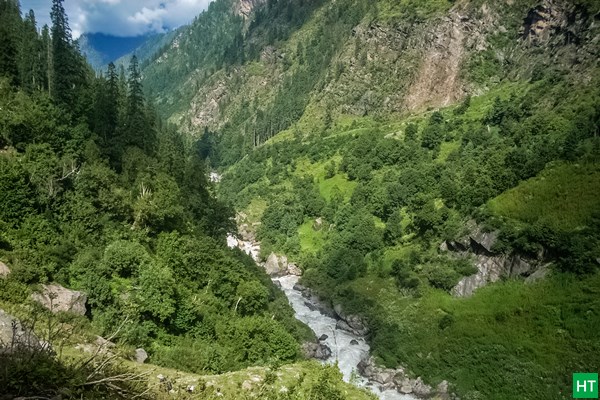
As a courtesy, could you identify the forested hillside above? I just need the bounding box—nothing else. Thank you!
[0,1,375,398]
[135,0,600,399]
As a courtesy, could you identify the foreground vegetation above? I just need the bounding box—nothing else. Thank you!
[0,0,321,396]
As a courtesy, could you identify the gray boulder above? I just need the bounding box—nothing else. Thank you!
[264,253,288,276]
[31,284,87,315]
[412,377,432,397]
[302,342,332,360]
[287,263,302,276]
[135,348,148,363]
[0,261,10,278]
[0,309,46,353]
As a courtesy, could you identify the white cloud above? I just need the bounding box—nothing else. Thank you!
[21,0,213,38]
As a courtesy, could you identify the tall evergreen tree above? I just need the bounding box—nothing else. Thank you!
[125,55,154,153]
[0,0,22,83]
[50,0,82,107]
[18,10,44,91]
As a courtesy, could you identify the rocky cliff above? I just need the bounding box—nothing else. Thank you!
[443,220,550,297]
[141,0,599,150]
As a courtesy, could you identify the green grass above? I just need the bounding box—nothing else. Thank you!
[437,141,460,163]
[488,162,600,231]
[298,219,326,254]
[343,272,600,400]
[125,359,375,399]
[319,174,357,202]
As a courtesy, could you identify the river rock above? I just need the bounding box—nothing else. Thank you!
[0,261,10,278]
[264,253,288,276]
[412,377,433,397]
[293,282,308,294]
[287,263,302,276]
[437,380,450,399]
[399,384,413,394]
[318,334,328,341]
[302,342,332,360]
[350,339,359,345]
[373,370,394,385]
[31,284,87,315]
[304,301,318,312]
[135,348,148,363]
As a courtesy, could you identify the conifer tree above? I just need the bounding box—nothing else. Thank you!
[125,55,154,153]
[50,0,82,107]
[0,0,22,83]
[18,10,44,91]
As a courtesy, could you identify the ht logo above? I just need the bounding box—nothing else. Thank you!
[574,373,599,399]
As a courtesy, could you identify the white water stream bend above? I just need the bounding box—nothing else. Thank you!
[227,234,416,400]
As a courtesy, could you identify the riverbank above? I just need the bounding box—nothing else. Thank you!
[226,232,452,400]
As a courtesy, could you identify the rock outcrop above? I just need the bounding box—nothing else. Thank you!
[442,220,547,297]
[31,284,87,316]
[358,356,449,398]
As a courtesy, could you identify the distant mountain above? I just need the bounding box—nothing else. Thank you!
[77,33,150,70]
[110,29,180,72]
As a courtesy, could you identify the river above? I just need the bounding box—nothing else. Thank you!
[227,234,416,400]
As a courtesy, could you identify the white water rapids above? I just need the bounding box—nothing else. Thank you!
[227,234,416,400]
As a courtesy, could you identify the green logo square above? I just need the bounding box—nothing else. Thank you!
[573,373,599,399]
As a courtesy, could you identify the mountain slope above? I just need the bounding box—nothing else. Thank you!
[135,0,600,399]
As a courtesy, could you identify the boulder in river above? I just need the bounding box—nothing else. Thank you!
[302,342,332,360]
[264,253,288,276]
[318,334,328,341]
[350,339,359,345]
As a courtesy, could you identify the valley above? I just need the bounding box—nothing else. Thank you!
[1,0,599,399]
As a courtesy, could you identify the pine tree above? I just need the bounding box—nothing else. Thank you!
[50,0,81,107]
[41,24,51,92]
[125,55,154,153]
[0,0,22,83]
[18,10,44,91]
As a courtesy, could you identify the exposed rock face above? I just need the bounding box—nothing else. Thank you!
[302,342,332,360]
[31,284,87,316]
[520,0,599,65]
[0,261,10,278]
[444,221,546,297]
[0,309,46,353]
[234,0,267,19]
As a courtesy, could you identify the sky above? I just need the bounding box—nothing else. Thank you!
[21,0,213,38]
